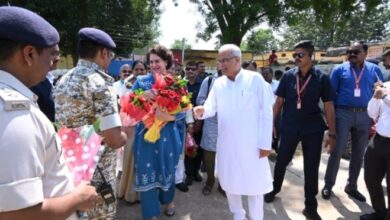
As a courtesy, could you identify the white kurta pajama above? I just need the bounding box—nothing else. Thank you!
[201,69,273,219]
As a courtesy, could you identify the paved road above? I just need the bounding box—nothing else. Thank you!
[117,149,378,220]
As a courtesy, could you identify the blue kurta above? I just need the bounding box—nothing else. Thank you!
[132,73,186,191]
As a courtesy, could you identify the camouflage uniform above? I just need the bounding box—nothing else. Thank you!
[54,59,120,220]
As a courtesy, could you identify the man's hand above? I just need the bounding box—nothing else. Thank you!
[325,134,336,153]
[74,182,98,211]
[373,87,386,99]
[259,149,271,158]
[193,106,205,119]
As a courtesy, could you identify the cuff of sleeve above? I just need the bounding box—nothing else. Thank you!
[0,177,43,212]
[100,113,122,131]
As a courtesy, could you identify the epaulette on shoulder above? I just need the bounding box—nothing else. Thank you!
[0,87,30,111]
[94,69,114,83]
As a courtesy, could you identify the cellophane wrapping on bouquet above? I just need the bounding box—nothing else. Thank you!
[120,73,192,143]
[58,124,103,186]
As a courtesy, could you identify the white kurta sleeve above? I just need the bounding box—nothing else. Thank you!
[367,98,382,120]
[258,81,273,150]
[200,80,217,119]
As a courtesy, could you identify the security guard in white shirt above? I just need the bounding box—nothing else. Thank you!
[0,6,97,220]
[363,81,390,220]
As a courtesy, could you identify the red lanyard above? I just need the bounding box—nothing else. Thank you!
[351,64,365,89]
[296,73,312,109]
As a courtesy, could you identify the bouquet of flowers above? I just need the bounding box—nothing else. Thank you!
[58,124,103,186]
[119,89,153,127]
[120,73,192,143]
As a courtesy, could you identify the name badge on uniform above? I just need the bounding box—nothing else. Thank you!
[354,88,361,97]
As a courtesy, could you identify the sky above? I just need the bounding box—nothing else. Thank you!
[158,0,217,50]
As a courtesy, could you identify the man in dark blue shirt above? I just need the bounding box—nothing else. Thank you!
[322,41,384,203]
[264,40,336,220]
[184,61,203,186]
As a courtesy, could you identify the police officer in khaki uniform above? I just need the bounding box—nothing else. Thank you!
[53,27,128,220]
[0,6,97,220]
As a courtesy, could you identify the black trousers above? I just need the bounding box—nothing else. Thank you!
[273,131,324,211]
[364,134,390,218]
[185,130,203,178]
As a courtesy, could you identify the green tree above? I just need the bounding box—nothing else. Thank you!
[184,0,385,47]
[170,39,192,49]
[280,5,390,50]
[241,28,279,52]
[189,0,282,46]
[1,0,162,64]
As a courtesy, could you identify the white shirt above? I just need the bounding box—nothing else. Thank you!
[201,69,273,195]
[0,71,77,219]
[113,79,132,97]
[367,81,390,138]
[270,79,280,93]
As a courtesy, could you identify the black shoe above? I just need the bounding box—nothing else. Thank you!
[264,191,276,203]
[360,212,385,220]
[194,173,203,182]
[344,186,366,202]
[321,187,332,200]
[302,208,322,220]
[176,183,189,192]
[185,176,193,186]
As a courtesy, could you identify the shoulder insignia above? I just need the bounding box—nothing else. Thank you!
[88,73,106,88]
[0,87,30,111]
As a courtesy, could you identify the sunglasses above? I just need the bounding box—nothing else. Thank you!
[185,67,197,71]
[292,52,305,59]
[346,49,362,55]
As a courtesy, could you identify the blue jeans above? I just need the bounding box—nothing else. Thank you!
[324,108,371,190]
[140,183,175,219]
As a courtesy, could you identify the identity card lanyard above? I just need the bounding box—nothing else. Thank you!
[296,74,312,110]
[351,65,365,97]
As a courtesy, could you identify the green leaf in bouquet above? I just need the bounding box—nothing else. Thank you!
[93,118,101,133]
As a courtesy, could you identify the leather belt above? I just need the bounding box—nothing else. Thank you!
[336,105,367,112]
[376,133,390,143]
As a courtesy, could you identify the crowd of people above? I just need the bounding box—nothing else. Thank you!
[1,5,390,220]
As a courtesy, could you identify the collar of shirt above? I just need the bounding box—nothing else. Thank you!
[77,59,114,83]
[0,70,38,103]
[293,66,315,79]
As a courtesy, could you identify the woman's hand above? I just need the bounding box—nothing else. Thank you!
[155,107,175,122]
[143,90,156,101]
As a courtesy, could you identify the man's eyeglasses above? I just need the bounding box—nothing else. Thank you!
[109,51,115,59]
[217,56,236,64]
[292,53,305,59]
[346,49,361,55]
[185,67,197,71]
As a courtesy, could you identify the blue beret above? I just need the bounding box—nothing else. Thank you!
[78,27,116,49]
[0,6,59,47]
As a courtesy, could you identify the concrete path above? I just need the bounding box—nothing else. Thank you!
[117,149,380,220]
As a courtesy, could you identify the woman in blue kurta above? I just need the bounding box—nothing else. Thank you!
[132,45,186,220]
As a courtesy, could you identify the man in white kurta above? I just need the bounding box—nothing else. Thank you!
[194,44,273,220]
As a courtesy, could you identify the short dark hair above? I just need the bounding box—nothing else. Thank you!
[263,67,273,74]
[294,40,314,57]
[78,40,104,59]
[132,60,146,69]
[241,60,257,69]
[0,38,43,62]
[275,70,283,79]
[186,61,198,67]
[147,44,173,70]
[352,40,368,52]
